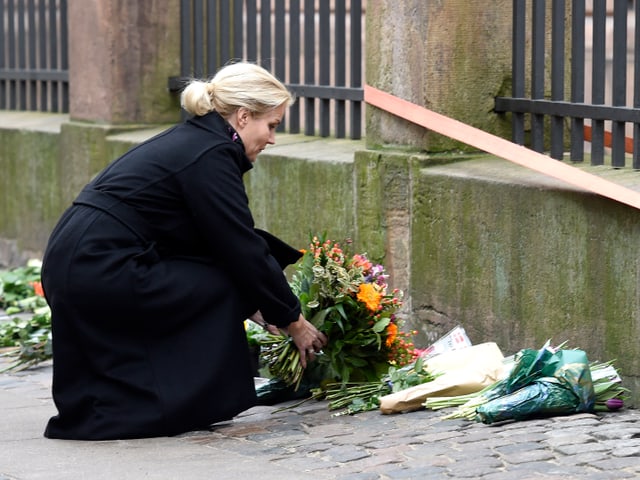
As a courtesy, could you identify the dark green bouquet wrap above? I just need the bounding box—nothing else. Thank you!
[475,345,595,424]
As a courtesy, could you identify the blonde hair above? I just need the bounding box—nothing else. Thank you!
[180,62,295,117]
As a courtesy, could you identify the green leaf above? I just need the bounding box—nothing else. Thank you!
[372,317,390,333]
[347,357,368,367]
[310,308,331,328]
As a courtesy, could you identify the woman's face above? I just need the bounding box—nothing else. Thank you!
[233,104,287,162]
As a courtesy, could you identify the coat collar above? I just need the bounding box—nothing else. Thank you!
[187,111,253,173]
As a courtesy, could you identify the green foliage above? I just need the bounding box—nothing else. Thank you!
[0,261,44,310]
[0,260,52,371]
[313,356,437,416]
[263,234,411,390]
[244,321,270,347]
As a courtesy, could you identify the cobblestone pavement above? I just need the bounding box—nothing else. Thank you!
[1,357,639,480]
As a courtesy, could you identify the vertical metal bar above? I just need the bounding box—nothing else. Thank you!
[177,0,194,119]
[59,0,69,112]
[531,0,546,152]
[246,0,258,60]
[591,0,606,165]
[220,0,232,66]
[610,0,627,168]
[334,0,346,138]
[233,0,244,60]
[512,0,526,145]
[570,0,585,162]
[179,0,189,77]
[0,0,5,109]
[274,0,285,76]
[275,0,286,131]
[634,0,640,169]
[260,0,271,69]
[32,0,39,109]
[350,0,362,140]
[318,0,330,137]
[38,0,47,110]
[17,0,27,110]
[49,0,59,112]
[27,0,37,111]
[288,0,300,133]
[304,0,315,136]
[8,0,17,109]
[206,0,217,74]
[550,0,565,160]
[191,0,203,77]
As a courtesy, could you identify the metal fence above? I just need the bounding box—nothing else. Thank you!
[168,0,365,139]
[8,0,638,158]
[0,0,69,113]
[495,0,640,168]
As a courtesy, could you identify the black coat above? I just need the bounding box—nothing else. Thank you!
[41,112,302,440]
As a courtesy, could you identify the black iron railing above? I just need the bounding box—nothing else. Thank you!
[495,0,640,168]
[169,0,364,139]
[0,0,69,113]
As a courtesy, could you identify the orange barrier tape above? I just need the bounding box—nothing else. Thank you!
[583,125,634,154]
[364,84,640,210]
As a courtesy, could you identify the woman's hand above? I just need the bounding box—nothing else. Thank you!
[284,314,328,368]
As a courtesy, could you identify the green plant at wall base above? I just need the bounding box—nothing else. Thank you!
[0,260,52,371]
[0,260,45,312]
[0,311,52,372]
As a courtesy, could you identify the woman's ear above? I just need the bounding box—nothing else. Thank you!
[236,107,251,129]
[227,108,246,131]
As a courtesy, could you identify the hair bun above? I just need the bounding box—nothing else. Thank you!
[181,62,294,118]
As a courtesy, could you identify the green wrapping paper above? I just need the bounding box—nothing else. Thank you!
[476,379,580,424]
[475,346,595,424]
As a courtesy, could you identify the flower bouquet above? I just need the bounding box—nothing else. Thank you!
[424,340,629,422]
[260,235,416,392]
[378,341,506,414]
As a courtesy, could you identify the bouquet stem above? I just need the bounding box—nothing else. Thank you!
[261,334,305,390]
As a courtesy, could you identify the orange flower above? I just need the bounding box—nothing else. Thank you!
[385,322,398,347]
[31,281,44,297]
[357,283,382,312]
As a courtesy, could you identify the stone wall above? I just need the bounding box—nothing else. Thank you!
[257,147,640,407]
[408,155,640,405]
[3,0,639,407]
[2,115,640,406]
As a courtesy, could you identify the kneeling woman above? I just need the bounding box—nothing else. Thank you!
[41,62,327,440]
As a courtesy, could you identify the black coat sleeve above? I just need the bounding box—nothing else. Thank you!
[254,229,303,269]
[176,143,301,328]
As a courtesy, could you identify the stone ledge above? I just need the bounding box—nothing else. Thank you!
[421,154,640,200]
[0,110,69,133]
